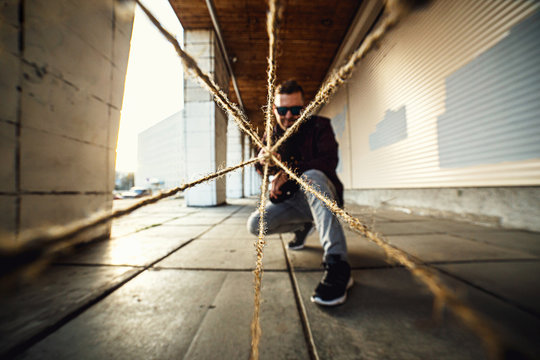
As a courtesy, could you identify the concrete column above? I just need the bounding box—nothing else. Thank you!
[243,135,252,197]
[226,116,244,198]
[0,0,134,242]
[183,30,229,206]
[244,139,261,197]
[251,160,262,196]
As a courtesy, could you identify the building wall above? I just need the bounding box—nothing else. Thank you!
[319,0,540,230]
[137,111,185,189]
[0,0,135,242]
[248,140,262,197]
[183,30,229,206]
[214,37,230,203]
[226,118,244,198]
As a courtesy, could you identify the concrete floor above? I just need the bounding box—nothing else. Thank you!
[1,197,539,359]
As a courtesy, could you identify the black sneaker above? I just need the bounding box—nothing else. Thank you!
[311,256,353,306]
[288,222,313,250]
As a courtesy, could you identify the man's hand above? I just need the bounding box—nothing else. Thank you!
[270,171,288,199]
[258,148,281,166]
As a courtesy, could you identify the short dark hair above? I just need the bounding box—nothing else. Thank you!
[276,80,304,97]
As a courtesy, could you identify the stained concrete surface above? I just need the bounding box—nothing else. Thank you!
[436,261,540,316]
[156,237,287,271]
[1,197,540,359]
[296,269,486,360]
[285,229,389,270]
[0,265,138,355]
[386,234,535,263]
[452,230,540,257]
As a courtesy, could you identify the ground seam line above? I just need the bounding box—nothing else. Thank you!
[435,267,540,320]
[4,206,245,358]
[280,234,320,360]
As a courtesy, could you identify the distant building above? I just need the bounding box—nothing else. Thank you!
[136,111,185,190]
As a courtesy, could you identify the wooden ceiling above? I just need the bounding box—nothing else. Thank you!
[169,0,362,133]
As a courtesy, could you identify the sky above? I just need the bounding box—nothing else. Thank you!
[115,0,184,173]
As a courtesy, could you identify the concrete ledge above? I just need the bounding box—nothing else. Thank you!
[344,187,540,232]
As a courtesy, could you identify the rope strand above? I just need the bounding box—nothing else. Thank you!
[250,2,284,358]
[1,1,505,359]
[264,0,283,149]
[271,153,502,359]
[250,163,270,360]
[135,0,266,151]
[0,157,259,281]
[271,0,407,152]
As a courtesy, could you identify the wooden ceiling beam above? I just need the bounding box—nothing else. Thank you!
[169,0,362,129]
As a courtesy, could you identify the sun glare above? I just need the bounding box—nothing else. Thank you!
[115,0,184,174]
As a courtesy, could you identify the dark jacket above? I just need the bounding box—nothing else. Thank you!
[256,115,344,207]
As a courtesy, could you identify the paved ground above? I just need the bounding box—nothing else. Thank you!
[1,197,539,359]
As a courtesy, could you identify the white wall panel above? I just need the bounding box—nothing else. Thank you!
[317,84,353,188]
[321,0,540,189]
[137,111,185,189]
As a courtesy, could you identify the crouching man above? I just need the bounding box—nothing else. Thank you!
[247,80,352,306]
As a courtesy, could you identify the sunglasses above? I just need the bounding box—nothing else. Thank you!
[276,105,303,116]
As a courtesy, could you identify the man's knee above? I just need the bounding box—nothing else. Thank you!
[246,212,260,235]
[302,169,337,201]
[303,169,328,184]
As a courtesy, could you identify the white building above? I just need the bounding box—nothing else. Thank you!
[136,111,185,190]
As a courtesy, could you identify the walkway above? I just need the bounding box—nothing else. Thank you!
[1,197,539,359]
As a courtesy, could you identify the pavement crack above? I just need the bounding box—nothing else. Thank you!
[181,272,229,360]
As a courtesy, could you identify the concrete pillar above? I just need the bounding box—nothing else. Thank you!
[226,116,244,198]
[183,30,229,206]
[251,159,262,196]
[0,0,135,243]
[243,135,252,197]
[243,138,261,197]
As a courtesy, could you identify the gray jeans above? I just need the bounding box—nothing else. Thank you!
[247,169,348,262]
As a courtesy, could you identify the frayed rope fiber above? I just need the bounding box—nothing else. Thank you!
[271,153,502,359]
[0,158,258,281]
[1,0,505,358]
[250,1,284,358]
[271,0,409,152]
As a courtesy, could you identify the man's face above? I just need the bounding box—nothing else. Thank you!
[274,91,304,131]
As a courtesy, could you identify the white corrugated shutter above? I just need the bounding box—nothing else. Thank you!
[331,0,540,188]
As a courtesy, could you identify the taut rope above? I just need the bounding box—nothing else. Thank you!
[1,0,506,358]
[135,0,266,151]
[264,0,283,149]
[271,0,408,152]
[250,163,270,360]
[0,158,258,281]
[250,1,284,358]
[271,153,501,358]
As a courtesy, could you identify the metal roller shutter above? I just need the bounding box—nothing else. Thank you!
[338,0,540,188]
